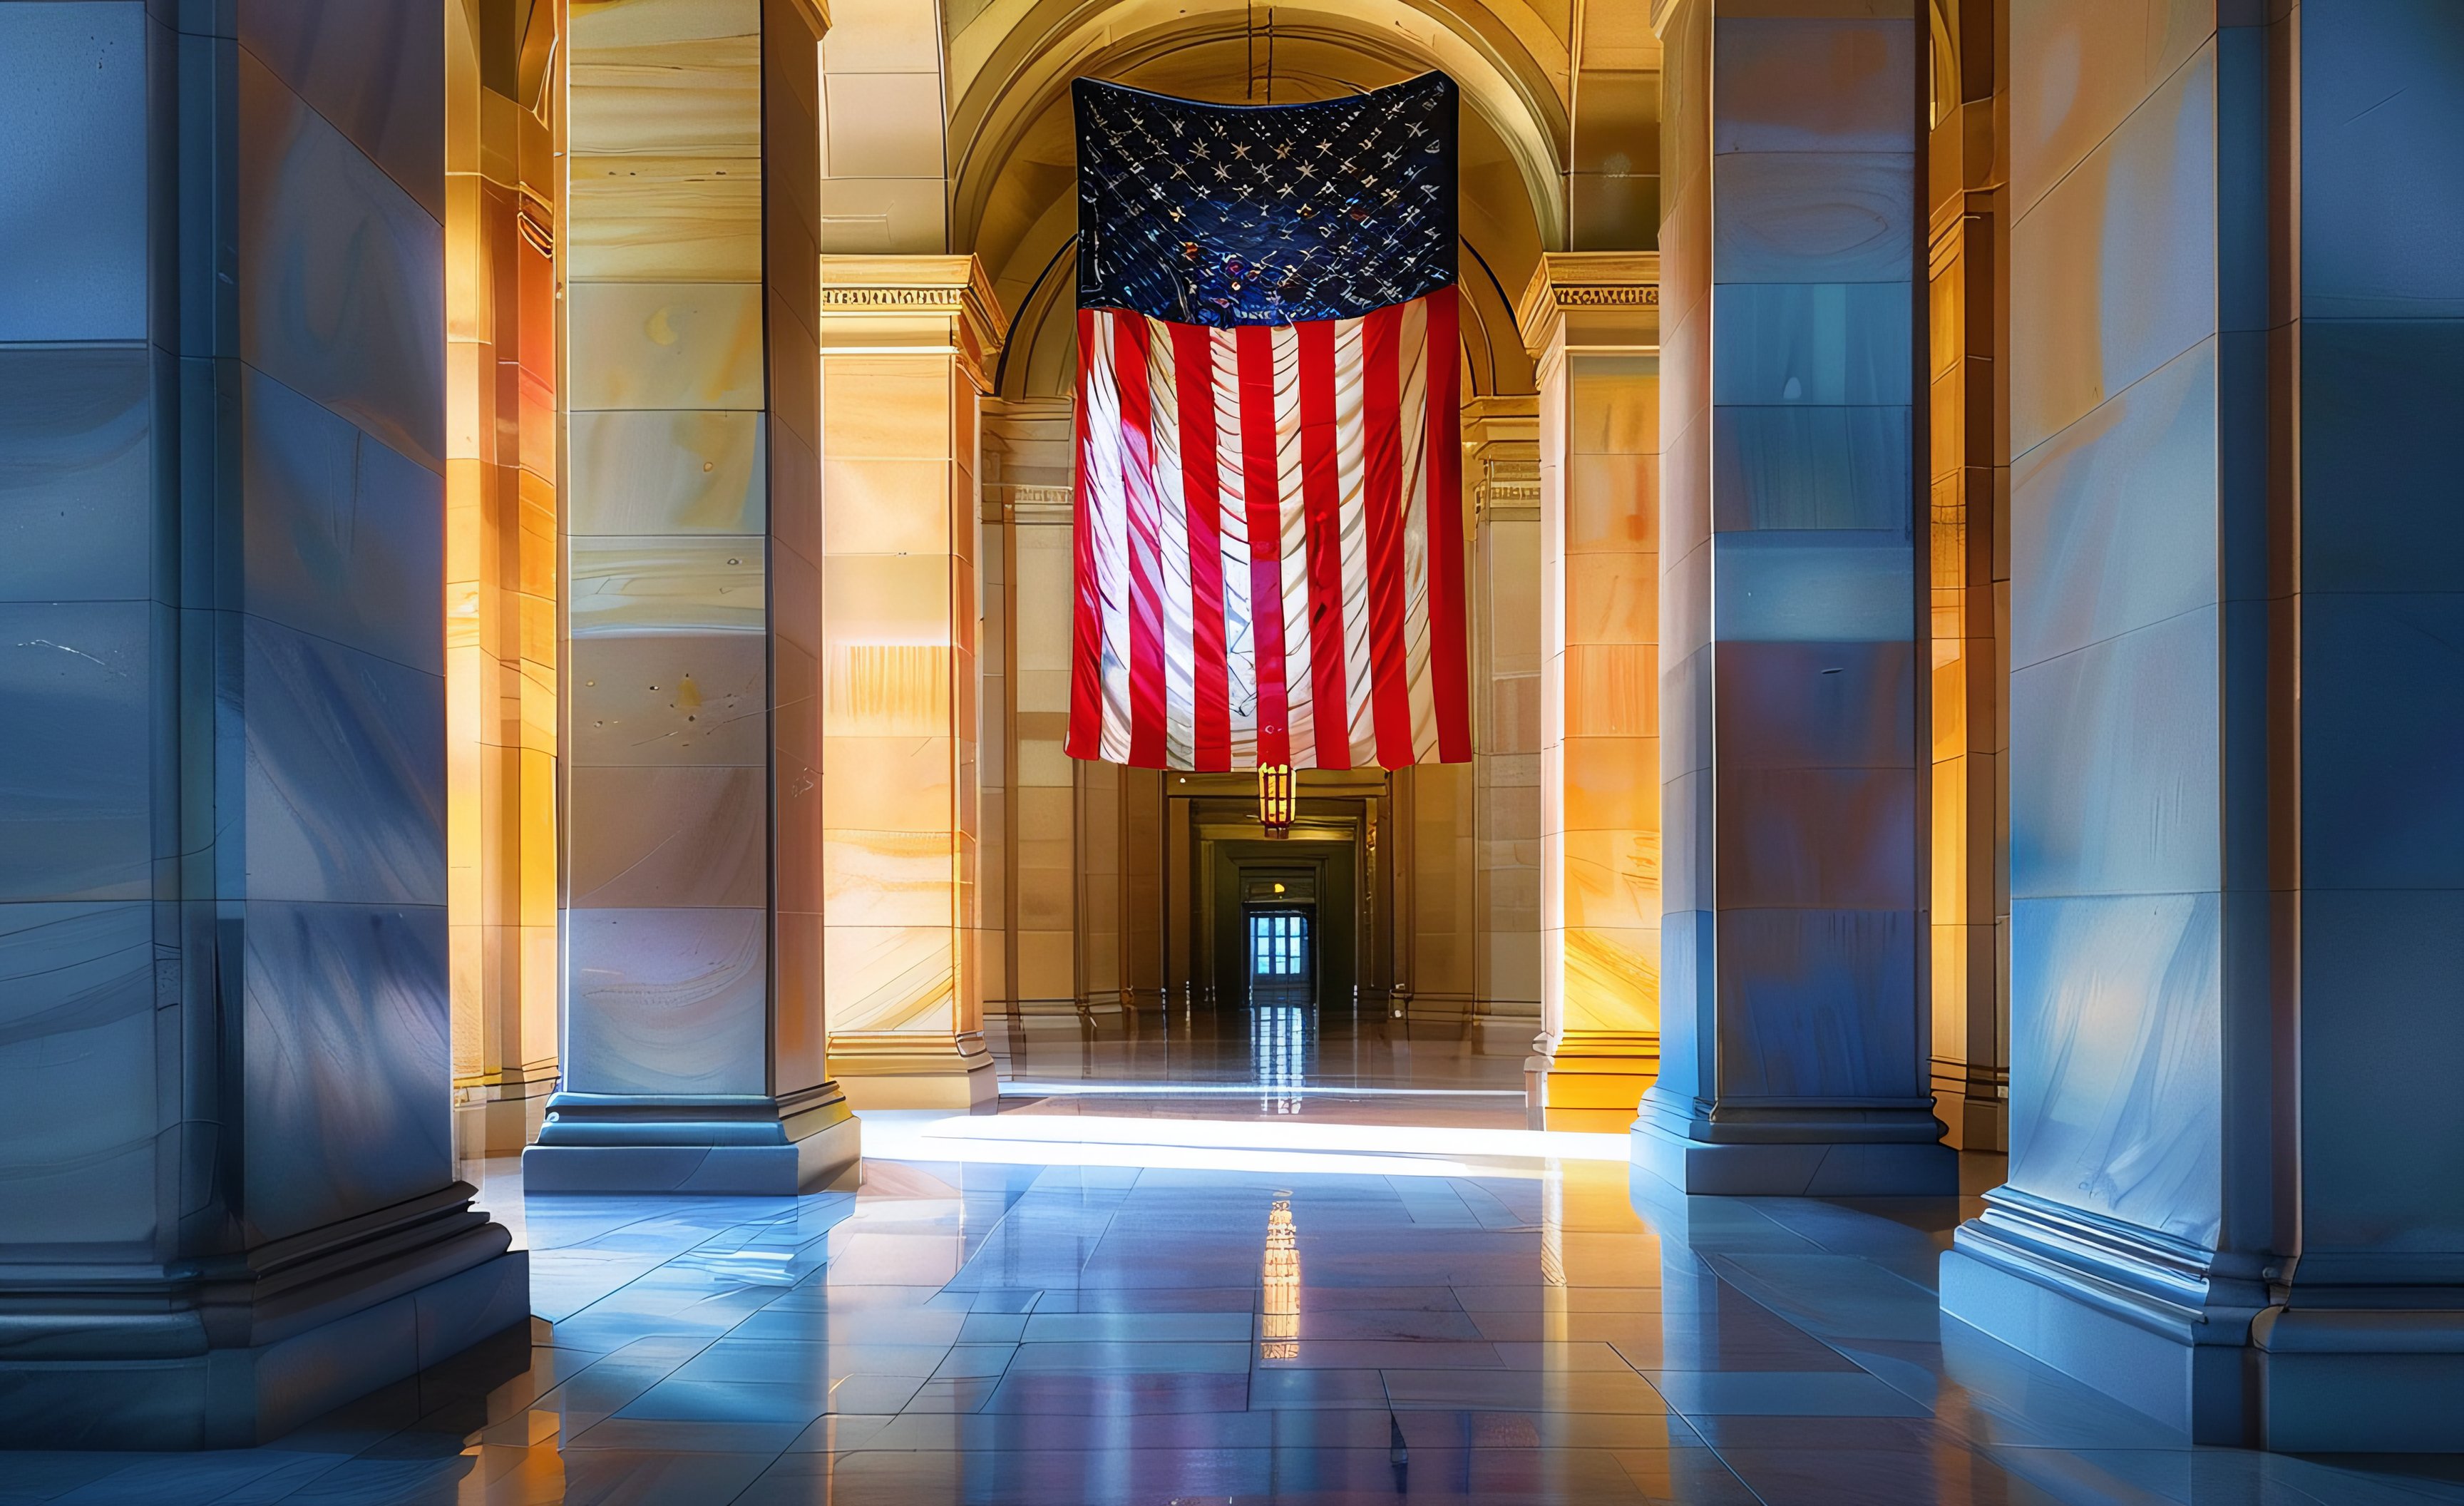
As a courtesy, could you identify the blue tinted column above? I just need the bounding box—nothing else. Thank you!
[1944,0,2464,1452]
[0,1,525,1446]
[1638,0,1948,1195]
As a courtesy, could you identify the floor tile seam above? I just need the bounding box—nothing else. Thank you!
[1641,1441,1780,1506]
[1680,1264,1913,1392]
[1711,1209,1936,1271]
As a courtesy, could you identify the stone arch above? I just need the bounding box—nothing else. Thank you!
[945,0,1568,399]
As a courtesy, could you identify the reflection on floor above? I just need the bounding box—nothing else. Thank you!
[985,1003,1532,1125]
[14,1115,2464,1503]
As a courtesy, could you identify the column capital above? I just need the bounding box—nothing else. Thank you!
[1516,251,1660,359]
[819,252,1008,389]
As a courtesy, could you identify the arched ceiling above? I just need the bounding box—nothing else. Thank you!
[940,0,1576,399]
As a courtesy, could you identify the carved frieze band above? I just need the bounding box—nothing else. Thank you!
[819,287,971,311]
[985,482,1073,525]
[1541,285,1660,309]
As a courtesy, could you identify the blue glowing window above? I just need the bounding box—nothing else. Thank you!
[1248,912,1308,978]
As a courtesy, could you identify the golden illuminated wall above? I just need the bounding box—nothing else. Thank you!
[816,257,1002,1107]
[1523,254,1662,1131]
[1926,0,2009,1151]
[446,0,561,1156]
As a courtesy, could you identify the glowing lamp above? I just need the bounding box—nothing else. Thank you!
[1257,764,1295,837]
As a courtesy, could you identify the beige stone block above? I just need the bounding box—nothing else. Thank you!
[826,923,957,1033]
[1566,553,1658,647]
[815,175,948,255]
[820,357,955,459]
[569,281,765,410]
[823,823,956,928]
[1569,355,1659,455]
[821,459,957,555]
[567,158,763,282]
[1931,921,1971,1057]
[1562,828,1660,931]
[821,734,953,833]
[518,747,558,928]
[819,0,942,70]
[821,71,948,179]
[569,0,760,158]
[1562,737,1658,834]
[1567,453,1658,552]
[826,550,953,644]
[1015,737,1072,788]
[1016,929,1076,1000]
[1562,924,1660,1035]
[570,536,766,635]
[1564,644,1658,737]
[569,409,766,536]
[518,923,559,1067]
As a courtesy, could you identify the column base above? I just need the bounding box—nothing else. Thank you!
[829,1032,1000,1112]
[0,1189,528,1450]
[523,1085,861,1194]
[1629,1091,1955,1194]
[453,1065,558,1159]
[1929,1063,2009,1152]
[1524,1034,1658,1131]
[2251,1308,2464,1453]
[1941,1188,2464,1450]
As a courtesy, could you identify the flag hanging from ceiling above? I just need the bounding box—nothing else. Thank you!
[1066,73,1471,772]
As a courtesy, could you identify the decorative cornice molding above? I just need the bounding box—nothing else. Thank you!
[983,481,1074,524]
[780,0,828,41]
[817,253,1007,359]
[1516,251,1660,357]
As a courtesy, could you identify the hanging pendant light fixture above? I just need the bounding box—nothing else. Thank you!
[1258,764,1295,838]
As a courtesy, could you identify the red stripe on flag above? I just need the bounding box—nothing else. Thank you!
[1067,309,1104,759]
[1115,314,1167,769]
[1173,323,1229,771]
[1236,326,1289,768]
[1424,286,1472,762]
[1295,320,1351,770]
[1360,304,1415,768]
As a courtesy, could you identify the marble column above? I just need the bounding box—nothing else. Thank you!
[0,1,526,1445]
[816,255,1001,1110]
[1465,399,1544,1053]
[445,0,563,1157]
[528,0,858,1194]
[1941,0,2464,1451]
[1520,254,1665,1132]
[1636,0,1951,1194]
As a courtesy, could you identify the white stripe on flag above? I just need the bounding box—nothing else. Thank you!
[1086,312,1135,764]
[1331,314,1374,768]
[1148,328,1196,771]
[1398,297,1437,760]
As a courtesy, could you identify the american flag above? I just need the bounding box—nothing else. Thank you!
[1066,74,1472,772]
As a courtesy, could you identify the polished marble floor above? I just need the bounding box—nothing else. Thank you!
[12,1097,2464,1506]
[13,1004,2463,1504]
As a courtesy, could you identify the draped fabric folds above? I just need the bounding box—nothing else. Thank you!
[1067,74,1471,770]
